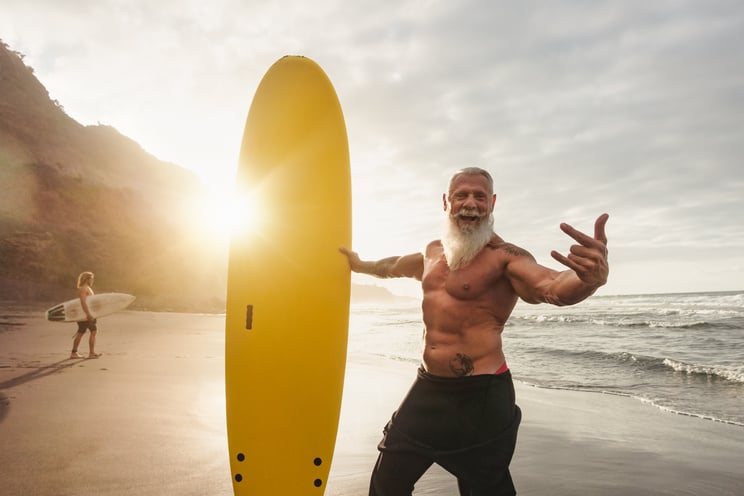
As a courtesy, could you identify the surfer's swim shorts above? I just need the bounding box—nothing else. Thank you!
[369,366,521,496]
[76,319,97,333]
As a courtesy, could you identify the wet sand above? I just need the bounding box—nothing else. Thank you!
[1,309,742,495]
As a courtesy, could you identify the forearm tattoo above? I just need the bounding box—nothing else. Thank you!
[449,353,474,376]
[373,256,399,277]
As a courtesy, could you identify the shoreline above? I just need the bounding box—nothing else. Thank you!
[516,381,744,429]
[1,309,743,495]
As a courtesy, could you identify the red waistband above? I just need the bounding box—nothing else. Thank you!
[494,362,509,375]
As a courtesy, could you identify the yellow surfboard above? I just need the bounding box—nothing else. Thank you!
[225,56,352,494]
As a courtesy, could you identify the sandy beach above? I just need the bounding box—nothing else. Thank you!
[1,308,742,495]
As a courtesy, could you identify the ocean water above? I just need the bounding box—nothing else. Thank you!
[348,291,744,427]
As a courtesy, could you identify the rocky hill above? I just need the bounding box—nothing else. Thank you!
[0,40,414,313]
[0,40,225,311]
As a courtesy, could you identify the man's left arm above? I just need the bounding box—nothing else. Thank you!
[508,214,609,306]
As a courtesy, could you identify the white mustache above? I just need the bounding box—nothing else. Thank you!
[455,208,484,218]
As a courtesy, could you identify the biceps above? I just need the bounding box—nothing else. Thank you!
[506,258,559,304]
[391,253,424,280]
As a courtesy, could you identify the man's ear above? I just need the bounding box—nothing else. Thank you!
[491,194,497,209]
[442,193,448,211]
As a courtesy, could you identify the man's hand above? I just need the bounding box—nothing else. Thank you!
[339,247,361,272]
[550,213,609,288]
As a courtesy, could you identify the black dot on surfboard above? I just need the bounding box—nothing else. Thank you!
[313,457,322,466]
[235,474,243,482]
[314,479,323,487]
[237,453,245,462]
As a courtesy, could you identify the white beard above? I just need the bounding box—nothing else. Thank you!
[441,209,494,270]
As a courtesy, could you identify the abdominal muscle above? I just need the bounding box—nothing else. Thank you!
[419,245,517,377]
[420,321,507,377]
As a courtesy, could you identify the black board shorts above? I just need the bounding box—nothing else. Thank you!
[371,366,521,496]
[76,319,97,332]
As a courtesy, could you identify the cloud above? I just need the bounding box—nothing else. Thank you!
[2,0,743,294]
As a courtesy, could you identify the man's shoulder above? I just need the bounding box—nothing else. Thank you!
[425,239,443,251]
[485,233,504,249]
[486,238,533,258]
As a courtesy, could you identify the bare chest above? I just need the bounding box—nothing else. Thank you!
[422,252,506,300]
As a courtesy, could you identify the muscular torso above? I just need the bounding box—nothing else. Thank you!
[420,237,521,377]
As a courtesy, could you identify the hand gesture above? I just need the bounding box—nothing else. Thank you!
[551,213,609,288]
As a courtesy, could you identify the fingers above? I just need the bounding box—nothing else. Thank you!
[551,249,593,273]
[339,247,357,258]
[559,222,591,247]
[551,247,607,286]
[550,250,573,270]
[339,247,359,267]
[568,243,601,260]
[553,214,610,286]
[594,213,609,245]
[560,213,609,248]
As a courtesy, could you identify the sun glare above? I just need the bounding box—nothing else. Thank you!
[199,188,260,241]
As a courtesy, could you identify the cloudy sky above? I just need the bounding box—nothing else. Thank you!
[2,0,743,296]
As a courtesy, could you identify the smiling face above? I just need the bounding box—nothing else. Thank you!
[443,171,496,233]
[440,169,498,270]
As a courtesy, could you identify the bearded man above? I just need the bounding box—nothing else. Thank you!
[340,167,609,496]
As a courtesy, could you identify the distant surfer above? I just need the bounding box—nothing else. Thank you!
[340,167,609,495]
[70,271,102,359]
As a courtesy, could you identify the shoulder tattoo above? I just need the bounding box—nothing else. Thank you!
[501,243,533,259]
[449,353,474,376]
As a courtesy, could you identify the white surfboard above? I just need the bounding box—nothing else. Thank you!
[46,293,136,322]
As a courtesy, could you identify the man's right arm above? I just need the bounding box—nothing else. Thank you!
[339,248,424,281]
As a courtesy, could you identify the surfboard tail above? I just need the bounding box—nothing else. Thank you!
[46,304,66,321]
